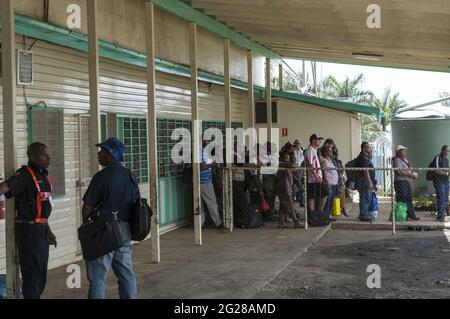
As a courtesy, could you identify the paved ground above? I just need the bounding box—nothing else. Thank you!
[256,229,450,298]
[308,194,450,230]
[43,223,330,299]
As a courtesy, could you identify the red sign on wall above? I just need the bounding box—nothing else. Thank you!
[282,128,288,137]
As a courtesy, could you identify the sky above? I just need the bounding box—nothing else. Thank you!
[284,59,450,107]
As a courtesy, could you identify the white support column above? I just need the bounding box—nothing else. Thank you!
[224,38,233,231]
[266,58,272,142]
[190,23,202,246]
[145,1,160,263]
[279,63,283,91]
[247,50,255,130]
[87,0,101,176]
[2,0,20,299]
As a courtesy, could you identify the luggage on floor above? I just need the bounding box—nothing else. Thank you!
[331,198,341,216]
[307,210,330,227]
[394,202,407,221]
[241,192,265,228]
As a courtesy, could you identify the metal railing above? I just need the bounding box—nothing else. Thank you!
[217,166,450,234]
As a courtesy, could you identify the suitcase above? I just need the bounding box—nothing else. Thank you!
[307,210,331,227]
[242,203,265,228]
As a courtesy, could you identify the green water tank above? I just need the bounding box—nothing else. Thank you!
[391,118,450,197]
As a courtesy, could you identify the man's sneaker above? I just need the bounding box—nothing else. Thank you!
[407,216,420,221]
[330,217,337,222]
[437,217,446,222]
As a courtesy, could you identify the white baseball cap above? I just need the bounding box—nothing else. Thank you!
[396,145,408,151]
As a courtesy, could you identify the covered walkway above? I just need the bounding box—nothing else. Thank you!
[43,224,329,299]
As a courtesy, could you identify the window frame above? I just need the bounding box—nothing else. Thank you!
[116,115,149,185]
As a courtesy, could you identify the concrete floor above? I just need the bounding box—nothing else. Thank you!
[43,223,330,299]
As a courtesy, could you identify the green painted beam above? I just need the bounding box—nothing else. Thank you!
[262,88,382,118]
[5,14,380,118]
[148,0,281,60]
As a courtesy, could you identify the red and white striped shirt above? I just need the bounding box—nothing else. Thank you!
[305,144,322,183]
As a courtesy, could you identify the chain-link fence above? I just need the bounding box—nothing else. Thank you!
[200,166,450,233]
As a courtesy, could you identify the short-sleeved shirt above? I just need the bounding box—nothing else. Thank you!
[321,158,338,186]
[5,164,53,221]
[305,145,322,183]
[393,157,412,181]
[82,163,139,221]
[200,148,213,183]
[356,153,375,187]
[293,148,304,167]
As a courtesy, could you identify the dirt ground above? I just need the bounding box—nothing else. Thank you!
[255,229,450,299]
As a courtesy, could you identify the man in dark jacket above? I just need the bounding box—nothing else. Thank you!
[82,137,139,299]
[433,145,450,222]
[356,142,376,222]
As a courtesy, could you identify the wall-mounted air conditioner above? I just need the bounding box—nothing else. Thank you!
[17,50,33,86]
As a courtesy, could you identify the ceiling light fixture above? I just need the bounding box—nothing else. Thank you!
[352,53,383,61]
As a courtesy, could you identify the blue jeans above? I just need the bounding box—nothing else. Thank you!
[86,243,137,299]
[434,180,450,219]
[324,185,338,215]
[394,180,416,218]
[358,186,372,221]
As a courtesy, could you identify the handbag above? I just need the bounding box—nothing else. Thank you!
[128,171,153,241]
[331,198,341,216]
[394,202,407,221]
[259,193,270,212]
[77,173,129,261]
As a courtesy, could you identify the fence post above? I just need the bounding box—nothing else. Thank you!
[304,167,308,230]
[391,167,395,235]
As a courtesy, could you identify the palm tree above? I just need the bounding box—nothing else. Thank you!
[372,87,407,131]
[320,74,374,105]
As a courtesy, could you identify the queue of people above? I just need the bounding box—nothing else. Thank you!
[0,134,448,299]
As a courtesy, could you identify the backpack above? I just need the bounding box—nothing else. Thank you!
[345,158,358,189]
[426,155,439,181]
[128,171,153,241]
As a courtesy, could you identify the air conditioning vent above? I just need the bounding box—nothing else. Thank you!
[17,50,33,86]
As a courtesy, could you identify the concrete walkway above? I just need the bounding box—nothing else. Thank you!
[43,223,330,299]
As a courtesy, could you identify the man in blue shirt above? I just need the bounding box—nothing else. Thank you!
[82,137,138,299]
[200,140,223,228]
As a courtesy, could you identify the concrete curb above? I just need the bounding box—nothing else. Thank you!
[332,222,450,231]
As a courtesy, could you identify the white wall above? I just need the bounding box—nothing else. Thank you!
[256,98,361,164]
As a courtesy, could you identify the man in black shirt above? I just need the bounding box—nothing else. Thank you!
[0,142,57,299]
[356,142,376,222]
[82,137,139,299]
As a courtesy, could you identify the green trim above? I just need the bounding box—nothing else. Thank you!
[148,0,281,60]
[7,14,380,117]
[262,89,381,117]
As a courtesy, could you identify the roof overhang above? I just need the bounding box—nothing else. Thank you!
[184,0,450,73]
[3,14,381,118]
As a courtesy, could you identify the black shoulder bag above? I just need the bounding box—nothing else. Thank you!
[78,174,129,261]
[128,171,153,241]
